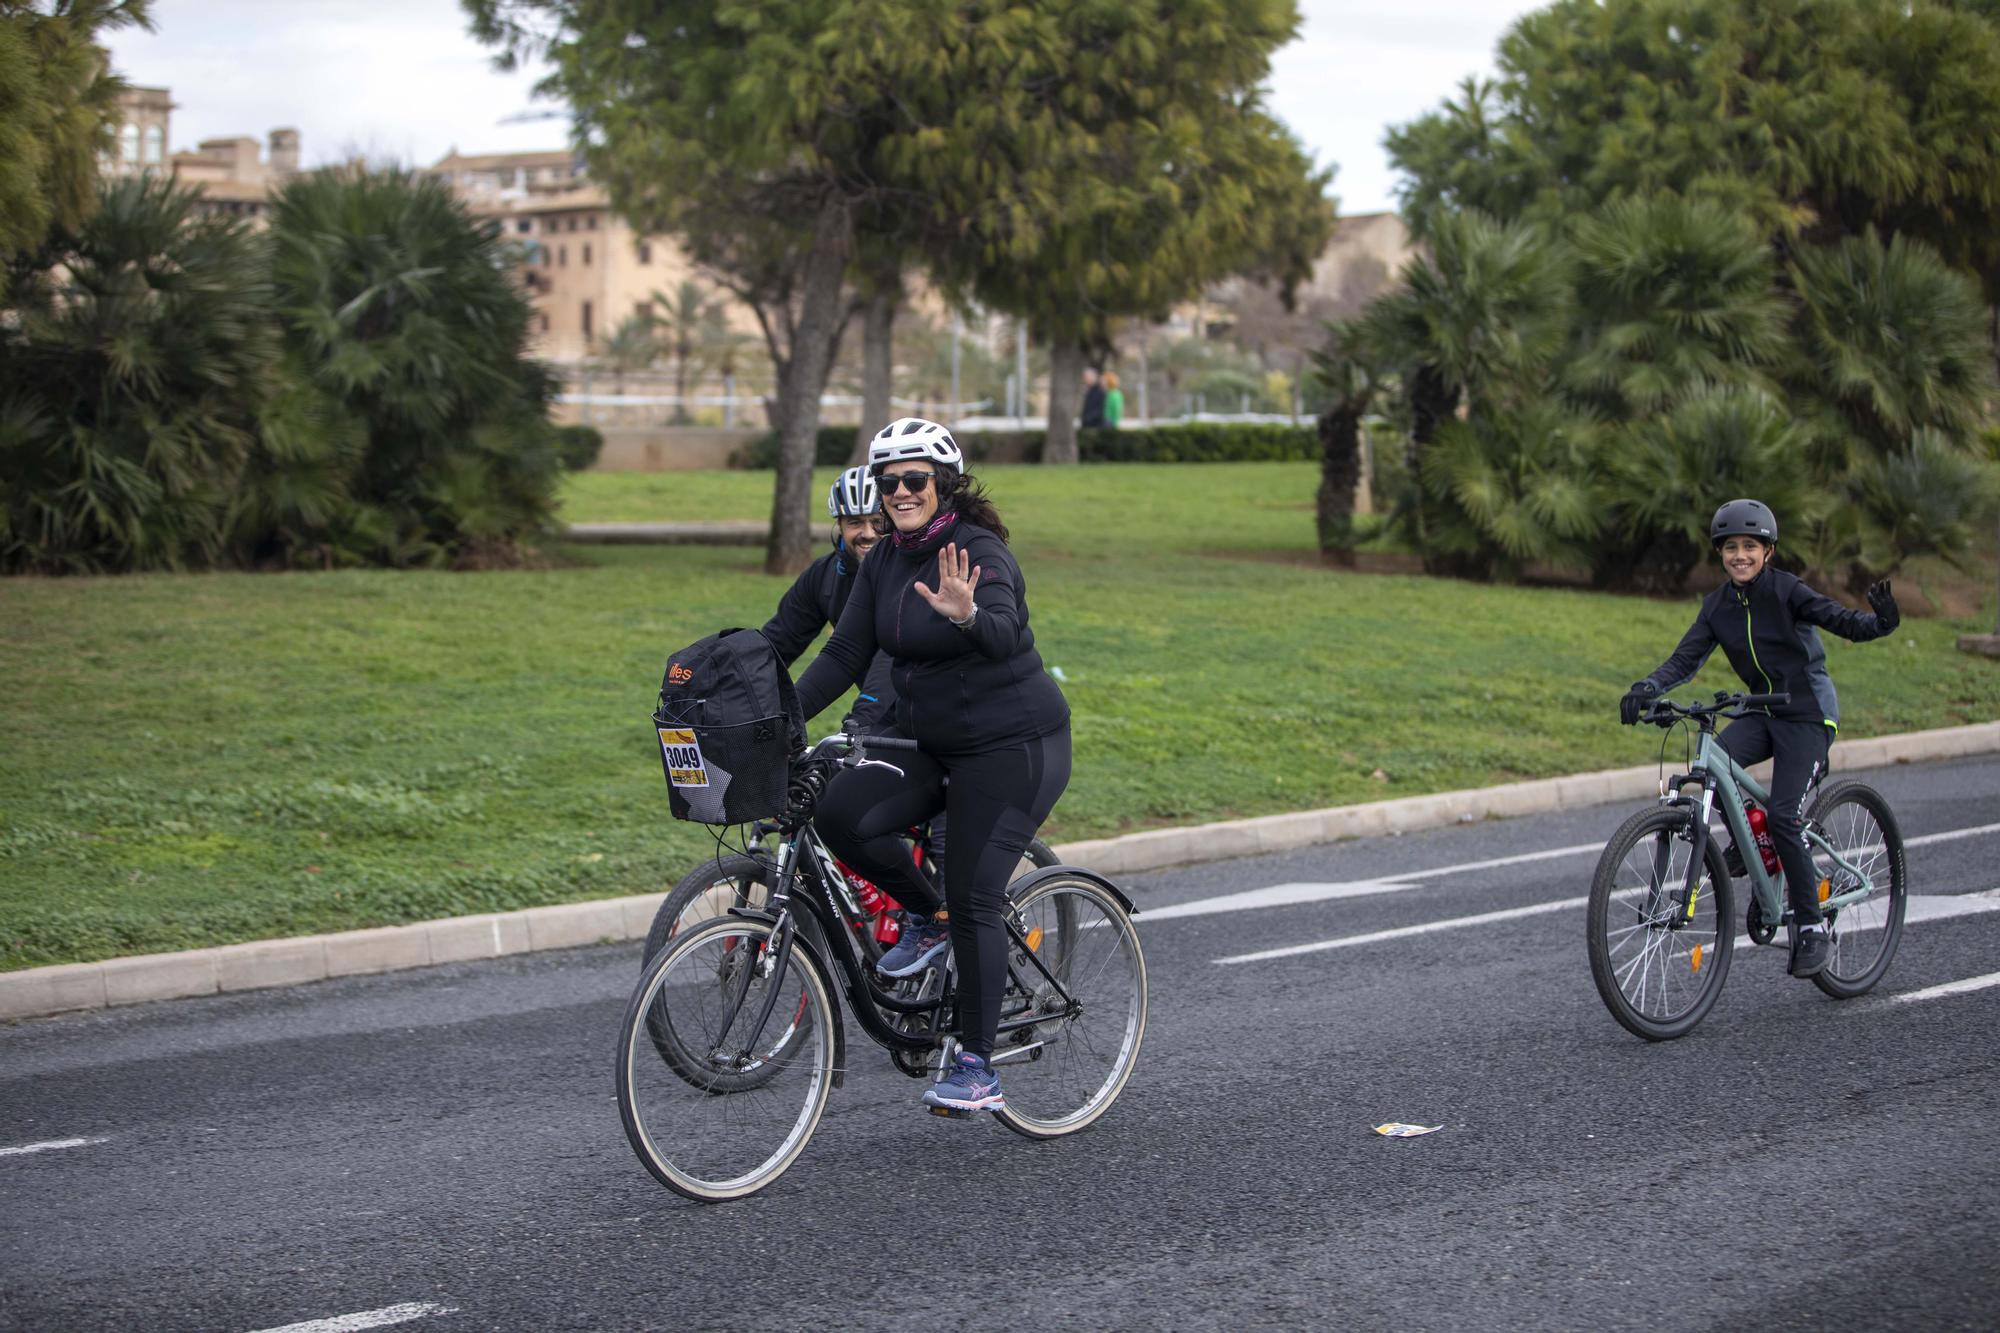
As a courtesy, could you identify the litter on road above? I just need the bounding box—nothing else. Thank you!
[1373,1123,1443,1138]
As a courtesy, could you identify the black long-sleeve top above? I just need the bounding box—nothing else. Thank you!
[1639,567,1895,726]
[796,518,1069,754]
[759,547,895,732]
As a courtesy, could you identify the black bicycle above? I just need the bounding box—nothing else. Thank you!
[614,731,1148,1202]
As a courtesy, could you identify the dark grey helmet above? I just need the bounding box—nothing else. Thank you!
[1710,498,1777,547]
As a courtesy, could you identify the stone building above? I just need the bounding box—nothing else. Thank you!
[107,84,301,222]
[104,85,173,175]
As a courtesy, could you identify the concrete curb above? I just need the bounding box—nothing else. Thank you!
[6,719,1997,1023]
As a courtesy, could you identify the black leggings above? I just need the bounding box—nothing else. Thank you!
[813,728,1070,1059]
[1719,714,1832,926]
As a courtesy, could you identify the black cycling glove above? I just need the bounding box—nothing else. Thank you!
[1619,680,1658,726]
[1867,579,1900,632]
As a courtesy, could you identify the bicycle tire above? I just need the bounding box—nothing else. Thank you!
[991,873,1147,1140]
[1803,780,1907,999]
[616,916,838,1203]
[1586,805,1735,1041]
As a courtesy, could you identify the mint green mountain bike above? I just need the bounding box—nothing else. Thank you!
[1586,692,1908,1041]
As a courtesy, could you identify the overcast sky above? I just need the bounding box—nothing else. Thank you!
[102,0,1542,215]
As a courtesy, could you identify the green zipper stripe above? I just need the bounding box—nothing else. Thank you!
[1739,593,1774,708]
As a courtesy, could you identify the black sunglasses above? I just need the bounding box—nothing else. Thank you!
[877,471,936,495]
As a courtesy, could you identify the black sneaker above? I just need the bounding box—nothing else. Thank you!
[1722,841,1747,878]
[1790,926,1830,978]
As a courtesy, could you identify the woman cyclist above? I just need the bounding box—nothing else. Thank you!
[1620,499,1899,979]
[794,417,1070,1114]
[761,466,894,731]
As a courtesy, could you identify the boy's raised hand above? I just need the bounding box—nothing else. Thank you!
[1866,579,1899,631]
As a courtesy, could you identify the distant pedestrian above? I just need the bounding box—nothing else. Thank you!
[1102,371,1124,429]
[1079,366,1106,429]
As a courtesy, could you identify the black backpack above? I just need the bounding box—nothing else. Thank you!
[652,627,806,825]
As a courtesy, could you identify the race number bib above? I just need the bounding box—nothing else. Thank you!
[658,727,710,787]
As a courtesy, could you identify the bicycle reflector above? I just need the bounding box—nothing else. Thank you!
[1819,878,1832,903]
[1691,944,1705,974]
[1025,926,1044,953]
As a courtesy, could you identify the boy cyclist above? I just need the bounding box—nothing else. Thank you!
[1619,499,1899,978]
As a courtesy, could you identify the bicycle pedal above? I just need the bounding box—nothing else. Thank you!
[927,1104,978,1120]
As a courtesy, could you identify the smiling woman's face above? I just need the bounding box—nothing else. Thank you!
[877,464,941,532]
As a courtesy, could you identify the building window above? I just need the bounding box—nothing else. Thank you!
[635,301,652,320]
[517,219,531,233]
[143,126,163,164]
[586,215,597,230]
[582,243,591,266]
[120,124,139,163]
[544,217,557,234]
[558,245,566,266]
[638,243,652,264]
[581,300,593,340]
[540,313,550,333]
[541,247,551,268]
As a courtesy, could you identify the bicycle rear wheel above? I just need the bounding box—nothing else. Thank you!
[616,917,838,1202]
[1586,805,1735,1041]
[991,874,1146,1139]
[1804,780,1907,999]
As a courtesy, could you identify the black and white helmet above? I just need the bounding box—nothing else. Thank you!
[826,466,879,518]
[868,416,963,470]
[1710,498,1777,547]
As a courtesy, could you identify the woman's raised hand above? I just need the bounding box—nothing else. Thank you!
[913,542,981,622]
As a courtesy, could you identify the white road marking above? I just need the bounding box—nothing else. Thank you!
[1214,896,1591,965]
[1158,819,2000,926]
[246,1303,457,1333]
[1894,970,2000,1005]
[0,1136,107,1157]
[1219,891,2000,967]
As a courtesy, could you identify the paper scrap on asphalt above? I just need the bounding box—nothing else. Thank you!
[1373,1122,1442,1138]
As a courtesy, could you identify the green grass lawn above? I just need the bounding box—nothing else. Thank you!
[5,461,1995,971]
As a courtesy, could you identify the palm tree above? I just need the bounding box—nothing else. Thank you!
[1421,398,1603,582]
[1565,195,1789,417]
[266,167,558,566]
[1785,228,1996,585]
[599,313,659,398]
[1595,386,1819,592]
[651,279,722,424]
[1356,209,1571,573]
[0,175,275,572]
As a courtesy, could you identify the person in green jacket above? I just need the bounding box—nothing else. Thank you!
[1102,370,1124,428]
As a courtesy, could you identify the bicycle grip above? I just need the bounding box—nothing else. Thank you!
[856,735,920,752]
[1739,692,1791,707]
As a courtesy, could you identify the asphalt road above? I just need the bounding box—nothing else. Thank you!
[4,755,1998,1332]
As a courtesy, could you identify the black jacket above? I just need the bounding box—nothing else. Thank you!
[797,517,1069,754]
[1640,567,1894,726]
[1079,384,1107,429]
[761,546,895,731]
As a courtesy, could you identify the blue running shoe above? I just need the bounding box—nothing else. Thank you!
[876,914,951,978]
[924,1052,1004,1113]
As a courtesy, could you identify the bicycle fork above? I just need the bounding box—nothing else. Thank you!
[1647,783,1714,928]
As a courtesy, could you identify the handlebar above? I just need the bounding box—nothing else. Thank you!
[855,735,919,752]
[1640,690,1791,728]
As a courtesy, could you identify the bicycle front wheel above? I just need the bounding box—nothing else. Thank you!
[616,917,838,1202]
[1587,806,1735,1041]
[992,874,1147,1140]
[1805,780,1907,999]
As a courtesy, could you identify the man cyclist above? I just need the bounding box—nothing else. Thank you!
[761,466,895,732]
[1620,499,1899,979]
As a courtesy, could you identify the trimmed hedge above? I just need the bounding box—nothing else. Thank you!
[555,424,605,471]
[728,422,1315,468]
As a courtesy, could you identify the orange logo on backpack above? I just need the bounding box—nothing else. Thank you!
[667,662,693,684]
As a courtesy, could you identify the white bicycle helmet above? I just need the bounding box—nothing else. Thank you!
[868,416,963,470]
[826,466,880,518]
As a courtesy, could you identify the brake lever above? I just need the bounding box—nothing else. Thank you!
[847,758,906,777]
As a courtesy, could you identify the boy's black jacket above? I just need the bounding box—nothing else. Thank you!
[1640,567,1894,725]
